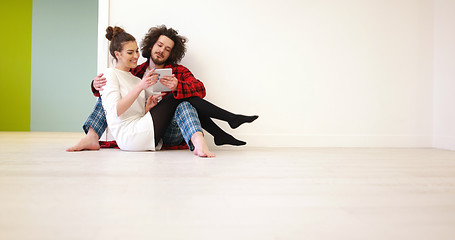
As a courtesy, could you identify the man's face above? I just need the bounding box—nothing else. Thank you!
[150,35,174,65]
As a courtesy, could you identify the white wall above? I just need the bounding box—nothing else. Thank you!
[433,0,455,150]
[102,0,436,148]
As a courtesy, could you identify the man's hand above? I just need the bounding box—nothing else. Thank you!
[160,75,178,91]
[94,73,107,91]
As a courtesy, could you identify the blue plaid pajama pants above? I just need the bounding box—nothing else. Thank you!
[82,98,107,138]
[83,98,202,151]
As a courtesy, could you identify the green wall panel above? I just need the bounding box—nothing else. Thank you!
[0,1,33,131]
[31,0,98,132]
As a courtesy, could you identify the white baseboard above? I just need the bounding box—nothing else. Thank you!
[100,130,439,149]
[433,136,455,151]
[206,134,433,148]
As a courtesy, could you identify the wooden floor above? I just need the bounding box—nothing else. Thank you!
[1,132,455,240]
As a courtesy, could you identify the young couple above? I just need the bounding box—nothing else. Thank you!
[67,25,258,157]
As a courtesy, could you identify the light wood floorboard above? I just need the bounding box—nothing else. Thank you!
[1,132,455,240]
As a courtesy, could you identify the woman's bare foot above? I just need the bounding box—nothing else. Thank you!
[191,132,215,158]
[66,128,101,152]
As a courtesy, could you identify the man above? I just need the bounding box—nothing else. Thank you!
[67,25,215,157]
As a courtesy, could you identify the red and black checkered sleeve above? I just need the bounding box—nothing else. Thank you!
[172,65,206,99]
[91,80,100,97]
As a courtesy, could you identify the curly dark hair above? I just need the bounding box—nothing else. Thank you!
[141,25,187,65]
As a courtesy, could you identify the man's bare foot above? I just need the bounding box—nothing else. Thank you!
[66,128,101,152]
[191,132,215,158]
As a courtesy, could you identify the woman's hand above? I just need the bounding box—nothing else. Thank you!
[145,93,166,112]
[94,73,107,91]
[139,69,159,90]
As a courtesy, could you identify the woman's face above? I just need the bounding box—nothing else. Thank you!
[115,41,139,71]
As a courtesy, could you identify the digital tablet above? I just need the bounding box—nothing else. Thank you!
[148,68,172,92]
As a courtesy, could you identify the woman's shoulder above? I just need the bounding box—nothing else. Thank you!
[103,68,116,78]
[105,68,137,80]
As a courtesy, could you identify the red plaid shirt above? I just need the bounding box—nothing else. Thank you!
[91,60,206,99]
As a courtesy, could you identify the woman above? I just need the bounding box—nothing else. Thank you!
[102,26,257,156]
[101,26,166,151]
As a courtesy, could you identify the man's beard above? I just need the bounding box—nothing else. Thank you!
[151,54,166,65]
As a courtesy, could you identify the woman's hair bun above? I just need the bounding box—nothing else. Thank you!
[105,26,114,41]
[105,26,125,41]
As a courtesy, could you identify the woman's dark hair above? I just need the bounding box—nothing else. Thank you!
[105,26,136,61]
[141,25,187,65]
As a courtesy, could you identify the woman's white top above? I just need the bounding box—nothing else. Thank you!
[100,68,156,151]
